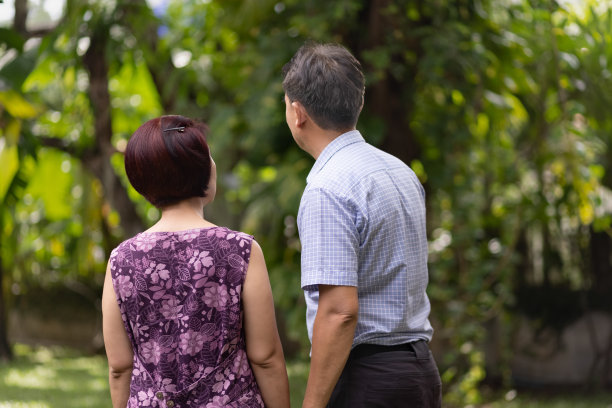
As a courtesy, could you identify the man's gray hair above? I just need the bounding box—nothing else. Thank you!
[282,42,365,131]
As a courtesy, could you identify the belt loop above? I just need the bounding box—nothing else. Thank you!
[412,340,430,361]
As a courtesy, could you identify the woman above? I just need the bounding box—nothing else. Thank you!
[102,115,290,407]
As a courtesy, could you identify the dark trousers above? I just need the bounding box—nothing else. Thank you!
[327,340,442,408]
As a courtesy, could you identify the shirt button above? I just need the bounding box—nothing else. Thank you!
[167,400,175,407]
[156,392,164,400]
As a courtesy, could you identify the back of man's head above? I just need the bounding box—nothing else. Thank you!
[282,42,365,132]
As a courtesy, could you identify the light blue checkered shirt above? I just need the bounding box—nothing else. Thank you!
[298,130,434,347]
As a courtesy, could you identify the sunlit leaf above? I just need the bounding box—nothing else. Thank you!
[0,145,19,202]
[0,90,40,118]
[25,150,73,220]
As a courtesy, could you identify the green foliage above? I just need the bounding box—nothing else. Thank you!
[1,0,612,405]
[412,0,612,403]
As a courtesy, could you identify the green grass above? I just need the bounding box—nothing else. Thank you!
[287,358,309,407]
[0,344,610,408]
[0,344,109,408]
[477,389,612,408]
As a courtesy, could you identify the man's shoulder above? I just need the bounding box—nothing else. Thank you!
[311,142,410,191]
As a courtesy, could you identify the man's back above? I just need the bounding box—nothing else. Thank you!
[298,130,433,346]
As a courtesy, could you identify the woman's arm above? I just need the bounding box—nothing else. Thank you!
[102,261,134,407]
[243,240,291,408]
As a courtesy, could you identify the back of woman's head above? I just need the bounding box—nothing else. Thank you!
[125,115,212,208]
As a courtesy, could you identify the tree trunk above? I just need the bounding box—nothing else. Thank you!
[82,26,144,239]
[13,0,28,36]
[589,228,612,296]
[0,225,14,361]
[14,1,143,242]
[352,0,424,164]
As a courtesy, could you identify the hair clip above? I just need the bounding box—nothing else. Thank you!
[163,126,186,133]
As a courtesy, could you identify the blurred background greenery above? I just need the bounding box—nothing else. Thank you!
[1,0,612,406]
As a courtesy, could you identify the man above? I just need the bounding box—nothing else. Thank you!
[282,42,442,408]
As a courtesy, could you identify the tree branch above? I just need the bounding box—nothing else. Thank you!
[14,0,27,36]
[13,0,60,40]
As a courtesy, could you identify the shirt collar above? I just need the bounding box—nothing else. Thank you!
[306,130,365,184]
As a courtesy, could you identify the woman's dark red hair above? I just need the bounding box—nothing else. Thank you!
[124,115,212,208]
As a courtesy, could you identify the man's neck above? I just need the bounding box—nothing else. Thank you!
[308,128,354,159]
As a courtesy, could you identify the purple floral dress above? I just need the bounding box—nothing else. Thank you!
[109,226,264,408]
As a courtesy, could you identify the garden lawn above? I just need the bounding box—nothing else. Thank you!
[0,344,108,408]
[0,344,610,408]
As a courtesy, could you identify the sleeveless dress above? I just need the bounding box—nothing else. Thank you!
[109,226,265,408]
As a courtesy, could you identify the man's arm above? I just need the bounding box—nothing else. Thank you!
[302,284,358,408]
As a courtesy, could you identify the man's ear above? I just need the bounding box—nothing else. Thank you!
[291,101,308,128]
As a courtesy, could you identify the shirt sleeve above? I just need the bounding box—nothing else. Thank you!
[299,187,359,291]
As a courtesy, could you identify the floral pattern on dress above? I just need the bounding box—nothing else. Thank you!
[109,227,263,407]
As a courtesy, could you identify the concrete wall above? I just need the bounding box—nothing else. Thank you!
[8,288,103,352]
[511,312,612,386]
